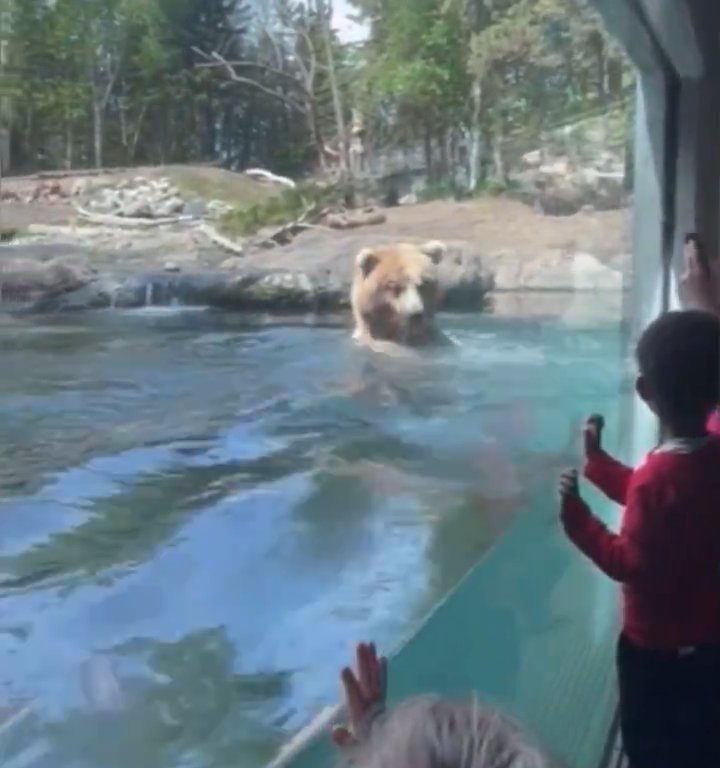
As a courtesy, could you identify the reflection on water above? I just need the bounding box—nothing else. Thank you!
[0,308,626,767]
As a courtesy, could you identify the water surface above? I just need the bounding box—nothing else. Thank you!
[0,308,627,767]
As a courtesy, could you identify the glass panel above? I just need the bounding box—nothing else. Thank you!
[0,1,654,768]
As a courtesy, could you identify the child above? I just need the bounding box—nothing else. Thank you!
[559,310,720,768]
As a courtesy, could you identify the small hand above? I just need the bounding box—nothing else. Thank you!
[559,469,580,499]
[559,469,591,530]
[331,642,388,749]
[679,235,719,312]
[583,414,605,459]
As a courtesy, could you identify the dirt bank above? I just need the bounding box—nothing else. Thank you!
[0,167,631,313]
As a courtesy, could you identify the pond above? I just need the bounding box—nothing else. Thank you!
[0,307,627,768]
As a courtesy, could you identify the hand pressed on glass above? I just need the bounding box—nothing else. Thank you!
[679,233,720,314]
[583,414,605,458]
[331,642,388,748]
[558,469,592,532]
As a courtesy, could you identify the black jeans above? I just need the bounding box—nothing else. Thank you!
[617,634,720,768]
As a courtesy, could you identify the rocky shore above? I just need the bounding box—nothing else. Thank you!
[0,171,631,315]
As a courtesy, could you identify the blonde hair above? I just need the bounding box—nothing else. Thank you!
[345,695,558,768]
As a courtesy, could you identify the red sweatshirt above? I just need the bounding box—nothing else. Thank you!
[563,435,720,650]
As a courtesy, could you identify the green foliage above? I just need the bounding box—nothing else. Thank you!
[5,0,634,200]
[351,0,634,190]
[217,181,338,237]
[417,179,470,203]
[358,0,470,143]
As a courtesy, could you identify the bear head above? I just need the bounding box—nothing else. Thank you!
[351,241,447,346]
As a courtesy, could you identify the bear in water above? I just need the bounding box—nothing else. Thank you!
[350,241,450,350]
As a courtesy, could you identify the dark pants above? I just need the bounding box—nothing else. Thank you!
[617,634,720,768]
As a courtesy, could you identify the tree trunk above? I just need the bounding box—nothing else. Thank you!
[118,100,129,152]
[438,131,450,180]
[93,101,103,169]
[491,126,507,187]
[315,0,350,173]
[65,119,74,170]
[307,99,327,172]
[130,104,148,162]
[424,129,434,182]
[468,79,483,191]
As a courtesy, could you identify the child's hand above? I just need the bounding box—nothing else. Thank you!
[559,469,580,499]
[331,642,387,749]
[680,234,720,313]
[583,414,605,458]
[559,469,591,530]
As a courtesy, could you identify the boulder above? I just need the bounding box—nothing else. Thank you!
[120,198,153,219]
[0,256,93,303]
[491,249,625,292]
[521,149,542,169]
[220,257,244,271]
[436,242,494,310]
[570,252,624,291]
[399,193,418,206]
[513,149,628,216]
[154,196,185,218]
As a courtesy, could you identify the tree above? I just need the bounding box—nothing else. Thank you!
[353,0,470,180]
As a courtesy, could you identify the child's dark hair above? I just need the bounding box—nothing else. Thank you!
[636,310,720,420]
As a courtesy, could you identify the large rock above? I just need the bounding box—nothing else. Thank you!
[515,152,628,216]
[0,256,93,303]
[11,234,492,314]
[492,250,625,292]
[154,196,185,218]
[109,270,346,312]
[119,197,153,219]
[437,242,494,310]
[82,177,191,220]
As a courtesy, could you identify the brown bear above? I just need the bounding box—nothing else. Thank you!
[351,240,449,349]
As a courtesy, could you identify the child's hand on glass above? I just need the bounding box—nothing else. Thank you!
[679,234,720,314]
[583,414,605,459]
[331,642,388,749]
[558,469,591,530]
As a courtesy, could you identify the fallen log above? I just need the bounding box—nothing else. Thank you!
[243,168,296,189]
[74,205,194,228]
[255,202,319,246]
[325,210,387,230]
[198,222,245,255]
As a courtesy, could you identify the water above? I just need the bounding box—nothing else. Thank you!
[0,308,628,768]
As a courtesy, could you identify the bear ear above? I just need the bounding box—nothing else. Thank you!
[420,240,447,265]
[356,247,380,278]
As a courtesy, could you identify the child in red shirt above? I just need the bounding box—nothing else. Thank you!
[559,310,720,768]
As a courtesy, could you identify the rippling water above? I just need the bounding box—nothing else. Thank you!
[0,308,627,767]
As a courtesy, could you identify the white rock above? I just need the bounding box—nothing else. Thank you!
[154,196,185,217]
[221,257,244,271]
[120,199,153,218]
[570,252,623,291]
[521,149,542,169]
[399,193,418,206]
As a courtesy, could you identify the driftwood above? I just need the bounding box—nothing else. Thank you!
[254,202,320,247]
[325,210,387,230]
[74,205,193,228]
[199,222,245,255]
[244,168,296,189]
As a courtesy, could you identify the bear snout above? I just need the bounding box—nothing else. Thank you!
[394,287,425,319]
